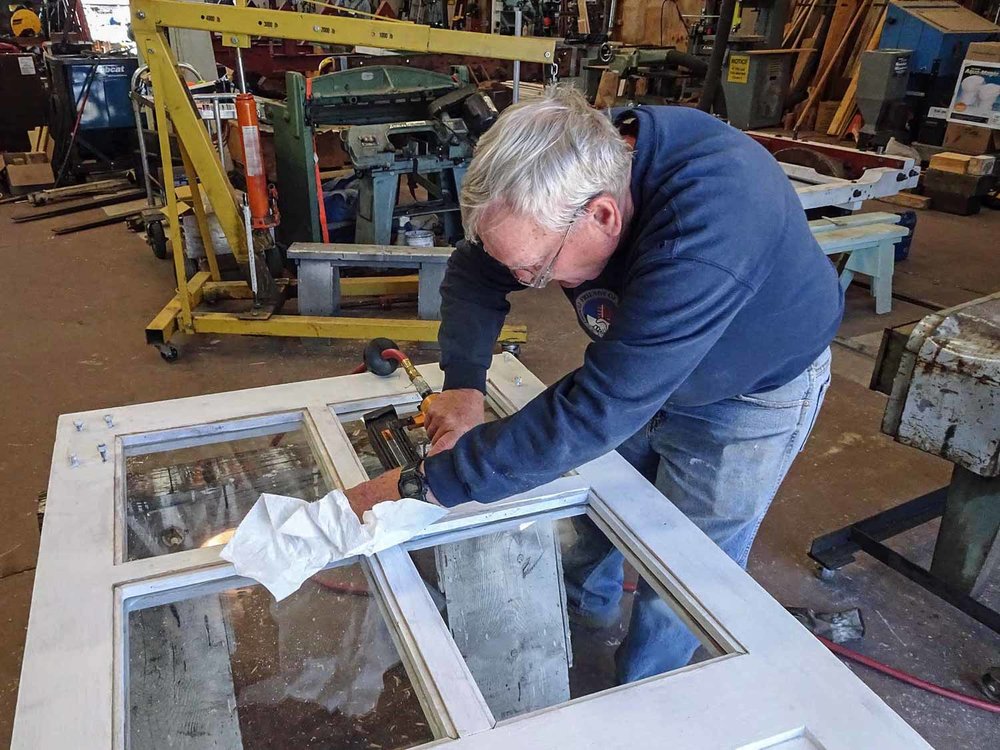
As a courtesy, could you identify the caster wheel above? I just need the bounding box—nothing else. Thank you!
[501,343,521,358]
[158,344,179,362]
[147,220,168,260]
[815,565,836,581]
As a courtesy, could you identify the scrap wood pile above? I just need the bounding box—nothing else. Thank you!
[782,0,889,138]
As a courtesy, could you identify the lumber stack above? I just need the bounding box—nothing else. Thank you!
[782,0,889,136]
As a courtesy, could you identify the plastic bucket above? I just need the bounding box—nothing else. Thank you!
[404,229,435,248]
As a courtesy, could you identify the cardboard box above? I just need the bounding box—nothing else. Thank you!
[1,151,54,195]
[942,122,1000,155]
[967,42,1000,64]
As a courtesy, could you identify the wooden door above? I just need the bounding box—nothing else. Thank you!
[13,354,931,749]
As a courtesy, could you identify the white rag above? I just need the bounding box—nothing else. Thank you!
[220,489,448,600]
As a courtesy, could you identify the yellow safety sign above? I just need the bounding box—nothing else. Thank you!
[728,55,750,84]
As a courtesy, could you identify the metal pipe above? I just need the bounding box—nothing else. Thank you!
[513,7,522,104]
[243,195,258,300]
[698,0,736,113]
[235,45,247,94]
[213,98,225,165]
[132,96,155,206]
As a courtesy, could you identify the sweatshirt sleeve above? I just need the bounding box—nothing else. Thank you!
[423,256,756,506]
[437,240,523,392]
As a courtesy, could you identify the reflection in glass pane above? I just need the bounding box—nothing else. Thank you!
[124,419,329,561]
[342,405,501,479]
[126,564,435,750]
[408,510,715,721]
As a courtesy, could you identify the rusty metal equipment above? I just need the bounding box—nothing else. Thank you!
[811,291,1000,636]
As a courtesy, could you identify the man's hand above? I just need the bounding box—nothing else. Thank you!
[344,468,401,519]
[424,388,485,451]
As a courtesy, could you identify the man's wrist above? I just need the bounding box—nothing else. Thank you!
[416,461,440,505]
[398,462,430,502]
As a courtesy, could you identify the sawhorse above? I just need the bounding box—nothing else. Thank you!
[809,212,910,315]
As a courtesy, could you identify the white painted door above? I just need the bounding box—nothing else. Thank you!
[13,354,931,750]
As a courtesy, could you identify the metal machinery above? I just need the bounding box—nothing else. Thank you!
[47,53,140,181]
[720,0,798,129]
[583,44,708,106]
[812,293,1000,646]
[855,49,913,150]
[878,0,999,145]
[490,0,615,39]
[268,65,496,247]
[131,0,553,360]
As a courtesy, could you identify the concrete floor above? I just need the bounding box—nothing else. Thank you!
[1,199,999,748]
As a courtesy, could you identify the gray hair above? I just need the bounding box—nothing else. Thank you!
[460,87,633,241]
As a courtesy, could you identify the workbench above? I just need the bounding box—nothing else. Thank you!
[288,242,453,320]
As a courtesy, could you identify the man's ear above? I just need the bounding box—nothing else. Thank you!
[588,194,623,238]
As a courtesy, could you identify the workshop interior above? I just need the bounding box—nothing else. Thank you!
[1,0,999,747]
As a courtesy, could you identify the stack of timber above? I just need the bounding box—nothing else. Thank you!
[785,0,889,136]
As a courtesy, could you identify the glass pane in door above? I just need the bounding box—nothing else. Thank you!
[407,508,724,722]
[126,563,436,750]
[123,415,329,561]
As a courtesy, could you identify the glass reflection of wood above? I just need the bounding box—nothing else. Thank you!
[124,429,328,561]
[127,565,434,750]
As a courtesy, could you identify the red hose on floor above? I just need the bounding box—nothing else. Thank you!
[817,636,1000,714]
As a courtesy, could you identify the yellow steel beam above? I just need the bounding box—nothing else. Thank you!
[135,29,248,263]
[178,141,222,280]
[149,53,194,328]
[201,275,420,300]
[145,271,213,343]
[131,0,556,63]
[191,312,528,343]
[341,275,419,296]
[145,294,182,344]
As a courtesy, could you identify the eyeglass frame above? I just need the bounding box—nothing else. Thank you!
[480,198,596,290]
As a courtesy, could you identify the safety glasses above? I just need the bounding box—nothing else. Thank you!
[513,222,573,289]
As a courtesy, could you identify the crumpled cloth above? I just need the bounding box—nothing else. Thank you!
[221,489,447,600]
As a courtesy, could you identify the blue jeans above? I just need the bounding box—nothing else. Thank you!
[565,349,832,683]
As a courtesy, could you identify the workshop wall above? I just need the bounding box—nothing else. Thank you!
[616,0,703,48]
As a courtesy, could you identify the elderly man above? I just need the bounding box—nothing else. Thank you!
[346,88,843,682]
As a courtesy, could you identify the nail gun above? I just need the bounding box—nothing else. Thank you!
[358,338,439,472]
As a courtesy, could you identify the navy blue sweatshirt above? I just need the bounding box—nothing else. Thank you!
[423,106,844,507]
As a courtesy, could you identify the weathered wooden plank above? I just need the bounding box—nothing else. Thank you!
[436,519,572,720]
[127,595,243,749]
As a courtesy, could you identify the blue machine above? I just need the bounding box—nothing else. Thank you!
[46,53,140,179]
[880,0,999,76]
[878,1,999,144]
[56,55,139,130]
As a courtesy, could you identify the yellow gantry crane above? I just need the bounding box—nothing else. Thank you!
[131,0,555,359]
